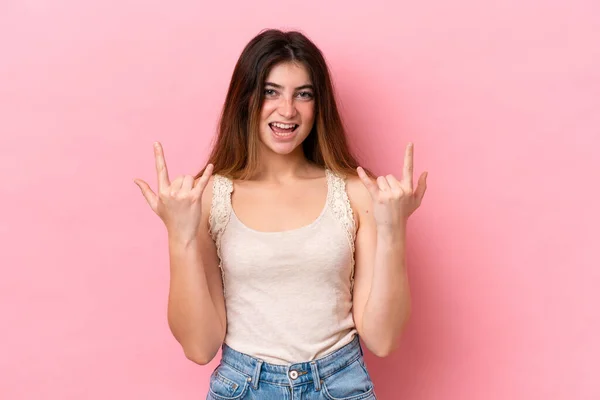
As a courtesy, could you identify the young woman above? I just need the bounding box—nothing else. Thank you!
[134,29,427,400]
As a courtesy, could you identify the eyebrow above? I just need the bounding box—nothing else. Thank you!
[264,82,314,91]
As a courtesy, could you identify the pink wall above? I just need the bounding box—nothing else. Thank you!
[1,1,598,399]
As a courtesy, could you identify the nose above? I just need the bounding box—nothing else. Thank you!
[278,97,297,119]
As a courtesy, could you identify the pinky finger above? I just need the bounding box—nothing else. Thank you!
[192,164,214,195]
[357,166,379,198]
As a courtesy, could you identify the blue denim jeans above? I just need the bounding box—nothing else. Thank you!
[206,334,377,400]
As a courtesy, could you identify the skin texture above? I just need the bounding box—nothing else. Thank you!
[259,61,315,158]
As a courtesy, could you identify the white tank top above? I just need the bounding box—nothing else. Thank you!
[209,169,358,365]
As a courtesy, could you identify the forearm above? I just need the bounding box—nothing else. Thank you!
[362,225,411,356]
[167,236,224,364]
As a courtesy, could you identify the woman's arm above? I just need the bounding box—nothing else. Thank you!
[166,178,227,365]
[348,178,411,357]
[349,143,428,357]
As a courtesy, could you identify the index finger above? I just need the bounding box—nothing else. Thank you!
[403,142,414,190]
[154,142,170,189]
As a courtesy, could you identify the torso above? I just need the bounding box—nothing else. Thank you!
[208,167,360,364]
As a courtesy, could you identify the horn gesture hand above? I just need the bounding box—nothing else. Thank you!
[133,142,214,242]
[357,143,428,231]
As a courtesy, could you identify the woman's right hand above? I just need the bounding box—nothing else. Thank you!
[134,142,214,243]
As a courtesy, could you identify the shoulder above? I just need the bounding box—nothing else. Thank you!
[200,175,232,225]
[345,175,372,210]
[343,175,373,230]
[200,175,217,228]
[202,173,235,200]
[201,175,217,208]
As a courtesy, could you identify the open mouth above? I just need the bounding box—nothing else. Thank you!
[269,122,299,137]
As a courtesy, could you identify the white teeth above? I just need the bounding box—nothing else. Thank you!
[271,122,296,129]
[273,130,294,137]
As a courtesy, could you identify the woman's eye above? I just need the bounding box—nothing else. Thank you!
[264,89,277,96]
[297,91,314,99]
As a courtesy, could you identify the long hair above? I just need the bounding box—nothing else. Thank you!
[196,29,365,180]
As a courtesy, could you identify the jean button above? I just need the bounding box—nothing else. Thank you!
[289,370,299,380]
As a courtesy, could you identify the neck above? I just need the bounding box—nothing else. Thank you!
[253,146,315,182]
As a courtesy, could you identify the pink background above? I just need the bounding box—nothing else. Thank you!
[1,1,598,399]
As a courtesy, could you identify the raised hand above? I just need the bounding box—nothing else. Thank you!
[134,142,214,242]
[357,142,427,230]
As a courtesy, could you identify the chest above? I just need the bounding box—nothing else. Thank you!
[230,178,328,232]
[221,221,351,286]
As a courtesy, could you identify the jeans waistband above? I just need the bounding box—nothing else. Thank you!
[219,334,363,387]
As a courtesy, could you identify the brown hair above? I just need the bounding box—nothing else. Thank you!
[196,29,366,180]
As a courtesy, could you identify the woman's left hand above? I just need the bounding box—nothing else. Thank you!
[357,142,428,231]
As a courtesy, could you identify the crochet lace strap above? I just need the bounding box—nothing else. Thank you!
[208,174,233,269]
[326,170,358,290]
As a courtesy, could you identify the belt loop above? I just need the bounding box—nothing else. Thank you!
[251,359,263,390]
[310,361,321,391]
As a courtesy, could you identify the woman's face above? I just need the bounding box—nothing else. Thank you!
[258,62,315,156]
